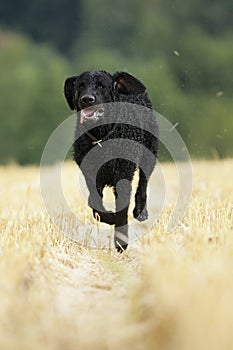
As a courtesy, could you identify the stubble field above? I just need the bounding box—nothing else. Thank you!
[0,159,232,350]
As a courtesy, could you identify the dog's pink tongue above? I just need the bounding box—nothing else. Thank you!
[80,110,85,124]
[80,108,97,124]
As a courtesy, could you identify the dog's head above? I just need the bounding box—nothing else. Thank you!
[64,71,146,124]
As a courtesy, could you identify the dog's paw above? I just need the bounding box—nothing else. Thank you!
[133,207,148,222]
[114,232,128,253]
[93,209,116,225]
[116,244,128,253]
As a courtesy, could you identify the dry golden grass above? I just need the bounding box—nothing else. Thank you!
[0,159,232,350]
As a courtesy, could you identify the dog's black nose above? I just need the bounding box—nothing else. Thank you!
[81,94,96,106]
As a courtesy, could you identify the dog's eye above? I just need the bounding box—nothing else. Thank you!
[97,82,105,89]
[78,83,85,90]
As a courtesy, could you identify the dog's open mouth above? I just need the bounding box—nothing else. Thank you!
[80,107,104,124]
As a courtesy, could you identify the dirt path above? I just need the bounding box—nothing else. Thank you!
[1,160,233,349]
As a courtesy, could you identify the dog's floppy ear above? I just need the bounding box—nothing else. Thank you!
[64,76,78,110]
[113,72,146,95]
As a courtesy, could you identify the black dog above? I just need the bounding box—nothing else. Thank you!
[64,71,158,252]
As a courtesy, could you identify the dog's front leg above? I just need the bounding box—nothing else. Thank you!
[133,168,149,221]
[85,178,116,225]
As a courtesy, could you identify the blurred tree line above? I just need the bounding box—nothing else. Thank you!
[0,0,232,163]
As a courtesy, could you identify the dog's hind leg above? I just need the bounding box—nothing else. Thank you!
[114,180,132,252]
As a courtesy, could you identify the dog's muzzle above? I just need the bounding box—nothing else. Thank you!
[80,107,104,124]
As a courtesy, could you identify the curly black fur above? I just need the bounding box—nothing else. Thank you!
[64,71,159,252]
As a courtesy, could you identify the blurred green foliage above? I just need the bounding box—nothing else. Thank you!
[0,0,232,163]
[0,32,70,163]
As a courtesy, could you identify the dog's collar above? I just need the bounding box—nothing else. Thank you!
[83,124,117,148]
